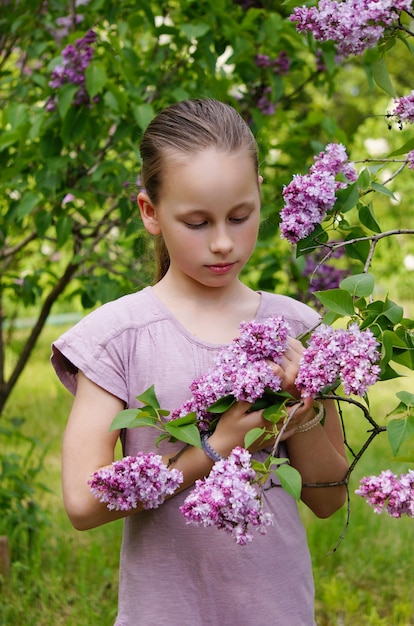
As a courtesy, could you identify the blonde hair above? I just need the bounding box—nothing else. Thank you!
[139,98,259,281]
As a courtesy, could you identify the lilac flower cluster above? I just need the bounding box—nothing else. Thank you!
[88,452,183,511]
[180,447,274,545]
[280,143,357,244]
[46,29,97,112]
[170,317,290,430]
[290,0,412,60]
[356,469,414,518]
[254,86,276,116]
[408,150,414,170]
[296,323,381,397]
[255,51,291,76]
[391,91,414,125]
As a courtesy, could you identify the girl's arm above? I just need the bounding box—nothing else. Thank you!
[62,371,272,530]
[286,399,348,518]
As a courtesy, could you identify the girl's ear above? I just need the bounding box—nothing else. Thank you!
[258,175,263,186]
[137,191,161,236]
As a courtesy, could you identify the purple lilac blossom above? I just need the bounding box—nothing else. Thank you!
[356,469,414,518]
[170,317,290,429]
[280,144,357,244]
[295,323,380,397]
[255,86,276,116]
[88,452,183,511]
[290,0,412,60]
[255,51,290,75]
[180,446,274,545]
[407,150,414,170]
[391,91,414,125]
[46,29,97,111]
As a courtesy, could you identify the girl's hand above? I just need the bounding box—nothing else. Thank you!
[208,401,269,456]
[209,336,317,453]
[268,336,305,399]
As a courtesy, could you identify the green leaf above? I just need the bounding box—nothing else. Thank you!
[56,215,72,247]
[57,83,79,119]
[34,210,52,237]
[167,412,197,426]
[274,464,302,500]
[110,408,140,430]
[85,61,107,99]
[381,298,404,325]
[357,168,371,190]
[387,138,414,157]
[345,230,370,263]
[387,416,414,456]
[313,289,355,316]
[340,273,375,298]
[244,427,265,449]
[372,57,396,97]
[16,191,40,219]
[358,203,381,233]
[370,181,397,201]
[208,395,235,413]
[136,385,160,409]
[164,422,201,448]
[132,103,155,130]
[396,391,414,407]
[0,129,20,151]
[262,403,285,424]
[334,182,359,214]
[181,23,210,40]
[60,106,89,145]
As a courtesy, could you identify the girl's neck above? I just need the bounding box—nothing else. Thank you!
[152,273,260,344]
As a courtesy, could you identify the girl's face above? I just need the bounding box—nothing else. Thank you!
[139,149,261,290]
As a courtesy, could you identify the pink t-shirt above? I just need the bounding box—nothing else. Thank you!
[52,287,320,626]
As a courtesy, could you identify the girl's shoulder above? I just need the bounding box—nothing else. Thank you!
[70,287,165,336]
[257,291,320,336]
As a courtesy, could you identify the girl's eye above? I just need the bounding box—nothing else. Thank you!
[229,215,249,224]
[184,221,207,229]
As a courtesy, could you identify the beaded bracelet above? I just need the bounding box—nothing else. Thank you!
[201,434,225,462]
[295,401,324,434]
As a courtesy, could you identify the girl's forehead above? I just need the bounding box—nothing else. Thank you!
[159,149,260,207]
[164,147,256,172]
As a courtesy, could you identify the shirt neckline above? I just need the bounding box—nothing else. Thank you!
[145,285,265,350]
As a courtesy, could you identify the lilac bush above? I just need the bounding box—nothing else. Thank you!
[356,470,414,518]
[180,447,274,545]
[88,452,183,511]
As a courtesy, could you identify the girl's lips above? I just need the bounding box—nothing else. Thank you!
[206,263,235,274]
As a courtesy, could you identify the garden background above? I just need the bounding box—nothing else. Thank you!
[1,1,414,624]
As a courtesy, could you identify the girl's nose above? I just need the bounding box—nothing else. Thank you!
[209,226,234,255]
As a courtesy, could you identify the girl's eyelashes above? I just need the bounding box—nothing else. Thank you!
[229,215,249,223]
[184,221,207,229]
[183,215,250,229]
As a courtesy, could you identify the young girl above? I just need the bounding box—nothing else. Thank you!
[52,98,348,626]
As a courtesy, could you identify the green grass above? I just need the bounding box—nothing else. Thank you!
[1,326,414,625]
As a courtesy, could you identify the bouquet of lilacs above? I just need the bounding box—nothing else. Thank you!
[89,315,381,544]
